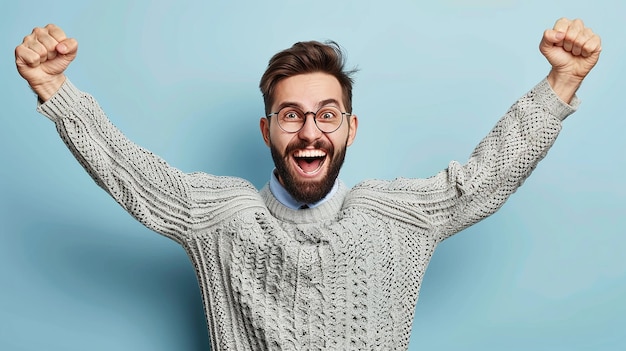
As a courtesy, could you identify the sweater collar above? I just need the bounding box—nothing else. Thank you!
[261,173,348,224]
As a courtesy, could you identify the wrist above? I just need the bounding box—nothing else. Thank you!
[546,70,582,104]
[31,75,66,102]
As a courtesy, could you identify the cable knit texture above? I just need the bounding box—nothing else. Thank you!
[37,79,577,350]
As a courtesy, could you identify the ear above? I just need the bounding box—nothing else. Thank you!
[346,114,358,147]
[260,117,271,147]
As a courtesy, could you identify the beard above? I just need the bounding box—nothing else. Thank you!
[270,138,347,204]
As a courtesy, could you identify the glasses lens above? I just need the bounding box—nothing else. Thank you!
[277,108,305,133]
[275,106,345,133]
[315,107,343,133]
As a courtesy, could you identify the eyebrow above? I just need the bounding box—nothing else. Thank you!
[275,98,342,112]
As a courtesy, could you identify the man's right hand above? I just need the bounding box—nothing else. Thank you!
[15,24,78,101]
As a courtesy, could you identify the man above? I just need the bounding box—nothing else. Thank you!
[15,19,601,350]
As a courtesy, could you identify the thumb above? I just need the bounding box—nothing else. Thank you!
[56,38,78,56]
[541,29,566,49]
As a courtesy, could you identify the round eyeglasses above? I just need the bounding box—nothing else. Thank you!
[267,106,351,134]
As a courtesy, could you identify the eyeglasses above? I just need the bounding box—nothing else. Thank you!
[267,106,351,134]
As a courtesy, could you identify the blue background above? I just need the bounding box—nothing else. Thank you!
[2,0,624,350]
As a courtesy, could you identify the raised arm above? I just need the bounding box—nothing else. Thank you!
[15,24,259,244]
[430,18,602,239]
[348,19,601,242]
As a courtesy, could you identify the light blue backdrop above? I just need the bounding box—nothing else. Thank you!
[1,0,624,350]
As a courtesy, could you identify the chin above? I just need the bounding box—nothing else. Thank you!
[271,141,347,204]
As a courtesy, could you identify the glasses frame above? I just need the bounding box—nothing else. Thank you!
[267,106,351,134]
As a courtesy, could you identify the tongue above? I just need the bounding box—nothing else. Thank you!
[297,158,322,173]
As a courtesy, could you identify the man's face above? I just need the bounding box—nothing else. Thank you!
[260,72,358,204]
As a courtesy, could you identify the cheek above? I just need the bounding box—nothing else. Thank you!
[330,133,349,152]
[269,134,293,154]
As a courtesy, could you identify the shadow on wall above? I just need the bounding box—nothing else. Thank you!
[18,218,211,350]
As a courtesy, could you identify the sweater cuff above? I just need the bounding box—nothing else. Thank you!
[36,79,82,123]
[534,77,580,121]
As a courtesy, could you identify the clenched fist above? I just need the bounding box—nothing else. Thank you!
[540,18,602,103]
[15,24,78,101]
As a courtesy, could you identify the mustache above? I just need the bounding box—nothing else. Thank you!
[284,139,333,155]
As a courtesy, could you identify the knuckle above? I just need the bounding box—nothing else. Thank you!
[32,27,46,36]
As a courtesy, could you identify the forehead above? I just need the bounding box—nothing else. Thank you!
[273,72,343,109]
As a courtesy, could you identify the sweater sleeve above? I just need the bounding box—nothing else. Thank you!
[347,78,579,242]
[37,79,259,244]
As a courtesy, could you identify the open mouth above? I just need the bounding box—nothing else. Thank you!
[293,149,326,175]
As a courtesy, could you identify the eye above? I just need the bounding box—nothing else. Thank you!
[281,110,302,121]
[317,108,338,120]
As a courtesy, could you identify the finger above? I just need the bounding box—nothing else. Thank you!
[571,27,594,56]
[43,24,77,56]
[15,43,43,67]
[45,24,68,43]
[562,18,585,53]
[32,27,60,61]
[22,33,50,63]
[553,17,572,33]
[540,29,566,50]
[56,38,78,56]
[581,33,602,58]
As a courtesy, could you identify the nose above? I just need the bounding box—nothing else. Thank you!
[297,112,323,142]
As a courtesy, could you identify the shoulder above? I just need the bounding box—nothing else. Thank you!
[186,172,259,193]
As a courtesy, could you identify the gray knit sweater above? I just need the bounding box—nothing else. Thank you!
[37,79,577,350]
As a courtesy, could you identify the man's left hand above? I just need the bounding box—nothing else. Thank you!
[540,18,602,103]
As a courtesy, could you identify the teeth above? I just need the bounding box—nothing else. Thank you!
[294,149,326,158]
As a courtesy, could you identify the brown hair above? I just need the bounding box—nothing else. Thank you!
[259,40,357,115]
